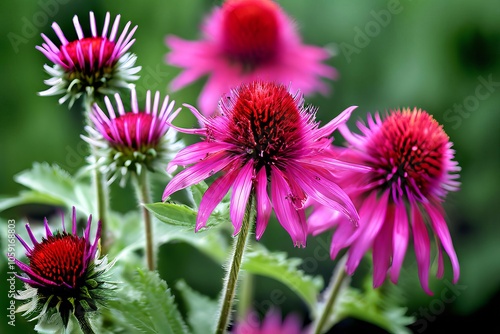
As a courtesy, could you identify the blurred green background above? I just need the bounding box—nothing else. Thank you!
[1,0,499,333]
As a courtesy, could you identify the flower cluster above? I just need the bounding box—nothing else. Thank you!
[11,1,463,333]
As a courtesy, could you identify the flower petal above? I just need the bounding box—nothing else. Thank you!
[162,152,234,200]
[424,202,460,284]
[346,190,389,275]
[390,202,409,284]
[255,167,272,240]
[230,162,254,235]
[197,169,239,231]
[411,202,433,295]
[372,207,394,288]
[288,164,359,225]
[271,166,306,247]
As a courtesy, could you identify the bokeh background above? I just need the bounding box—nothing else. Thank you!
[1,0,499,333]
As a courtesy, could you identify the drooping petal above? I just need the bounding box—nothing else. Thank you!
[230,162,254,235]
[372,208,394,288]
[390,202,410,284]
[255,167,272,240]
[288,164,359,225]
[424,202,460,283]
[271,166,306,247]
[196,169,239,231]
[411,202,433,295]
[162,152,235,200]
[346,191,389,275]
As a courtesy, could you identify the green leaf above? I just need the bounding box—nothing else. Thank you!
[321,276,414,334]
[145,202,199,228]
[185,181,208,210]
[108,269,190,334]
[1,162,94,215]
[0,191,64,212]
[242,247,324,310]
[144,202,230,231]
[175,280,218,334]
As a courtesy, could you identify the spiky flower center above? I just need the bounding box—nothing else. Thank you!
[367,109,448,199]
[227,82,302,171]
[222,0,279,67]
[60,37,116,84]
[29,233,86,289]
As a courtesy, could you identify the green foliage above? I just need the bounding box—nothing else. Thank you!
[107,269,189,334]
[144,200,231,231]
[0,162,94,215]
[175,280,218,334]
[318,276,415,334]
[242,247,324,310]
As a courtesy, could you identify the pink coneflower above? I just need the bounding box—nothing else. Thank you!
[308,108,461,294]
[165,0,337,116]
[11,207,114,332]
[233,309,305,334]
[83,87,183,186]
[37,11,140,106]
[162,81,361,247]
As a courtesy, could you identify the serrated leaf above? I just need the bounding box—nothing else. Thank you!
[144,202,230,231]
[108,269,190,334]
[336,287,414,334]
[175,280,218,334]
[317,274,414,334]
[242,247,324,310]
[3,162,94,215]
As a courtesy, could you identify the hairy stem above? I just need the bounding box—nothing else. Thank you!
[133,171,155,270]
[312,254,349,334]
[215,195,255,334]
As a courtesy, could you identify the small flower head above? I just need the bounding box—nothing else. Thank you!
[165,0,337,116]
[11,207,114,331]
[309,108,461,294]
[37,11,141,106]
[163,81,362,247]
[233,309,304,334]
[83,87,183,186]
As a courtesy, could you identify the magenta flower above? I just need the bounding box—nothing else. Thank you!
[233,309,305,334]
[37,11,140,106]
[83,87,183,186]
[162,81,361,247]
[308,108,461,294]
[11,207,113,330]
[165,0,337,116]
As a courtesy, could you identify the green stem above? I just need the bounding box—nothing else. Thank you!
[312,254,349,334]
[133,171,155,271]
[83,96,110,252]
[236,271,254,322]
[215,195,255,334]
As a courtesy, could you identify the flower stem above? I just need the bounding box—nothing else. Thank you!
[133,171,155,271]
[312,254,349,334]
[215,195,255,334]
[83,96,110,252]
[236,271,254,322]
